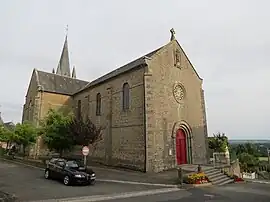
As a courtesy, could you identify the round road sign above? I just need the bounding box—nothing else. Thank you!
[82,146,89,156]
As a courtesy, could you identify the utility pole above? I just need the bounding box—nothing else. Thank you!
[268,148,270,165]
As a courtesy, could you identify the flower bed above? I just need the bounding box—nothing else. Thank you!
[185,172,210,184]
[233,175,244,182]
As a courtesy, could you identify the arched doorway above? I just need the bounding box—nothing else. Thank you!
[176,129,187,165]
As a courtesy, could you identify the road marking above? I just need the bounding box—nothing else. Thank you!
[0,158,178,188]
[97,179,178,187]
[248,180,270,185]
[204,194,214,198]
[29,187,180,202]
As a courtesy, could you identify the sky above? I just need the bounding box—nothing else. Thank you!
[0,0,269,139]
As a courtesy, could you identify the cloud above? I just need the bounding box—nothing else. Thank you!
[0,0,269,139]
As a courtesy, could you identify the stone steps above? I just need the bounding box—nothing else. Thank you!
[204,167,234,186]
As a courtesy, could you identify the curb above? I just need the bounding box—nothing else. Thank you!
[246,180,270,185]
[0,157,180,188]
[0,191,17,202]
[192,182,213,187]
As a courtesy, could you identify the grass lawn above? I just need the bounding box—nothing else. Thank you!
[259,157,269,162]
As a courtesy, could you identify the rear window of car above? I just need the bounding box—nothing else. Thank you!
[49,158,58,163]
[66,160,80,167]
[56,160,65,167]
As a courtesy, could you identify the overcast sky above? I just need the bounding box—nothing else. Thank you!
[0,0,269,139]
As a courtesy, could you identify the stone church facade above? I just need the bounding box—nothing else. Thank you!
[22,29,209,173]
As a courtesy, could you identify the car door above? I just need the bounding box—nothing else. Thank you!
[55,160,65,180]
[47,159,57,178]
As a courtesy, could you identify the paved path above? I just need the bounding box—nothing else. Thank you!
[0,159,178,201]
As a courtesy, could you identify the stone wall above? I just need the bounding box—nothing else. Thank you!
[28,92,72,158]
[72,67,146,171]
[144,40,208,172]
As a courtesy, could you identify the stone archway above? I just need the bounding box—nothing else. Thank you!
[172,121,193,165]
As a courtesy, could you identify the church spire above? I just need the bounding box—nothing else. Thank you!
[56,26,71,77]
[72,66,76,78]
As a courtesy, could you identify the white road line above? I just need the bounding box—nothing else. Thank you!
[249,180,270,184]
[29,187,180,202]
[0,158,178,188]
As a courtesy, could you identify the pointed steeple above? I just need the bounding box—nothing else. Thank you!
[72,66,76,79]
[56,34,71,77]
[52,68,55,74]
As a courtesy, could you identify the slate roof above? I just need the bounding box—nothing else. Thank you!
[36,70,89,95]
[76,46,164,94]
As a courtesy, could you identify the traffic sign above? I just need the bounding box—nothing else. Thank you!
[82,146,89,156]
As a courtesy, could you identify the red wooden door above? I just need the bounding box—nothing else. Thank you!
[176,129,187,165]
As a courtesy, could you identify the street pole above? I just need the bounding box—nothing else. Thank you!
[177,167,183,188]
[84,155,87,168]
[267,149,270,165]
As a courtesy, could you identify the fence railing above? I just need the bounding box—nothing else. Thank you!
[210,152,230,168]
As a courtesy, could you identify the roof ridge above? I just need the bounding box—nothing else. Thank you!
[36,69,88,82]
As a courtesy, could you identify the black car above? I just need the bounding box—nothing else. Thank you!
[44,158,96,186]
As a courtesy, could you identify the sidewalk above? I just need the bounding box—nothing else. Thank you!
[245,179,270,184]
[1,156,180,186]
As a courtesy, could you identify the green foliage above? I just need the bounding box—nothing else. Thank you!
[234,143,260,157]
[69,116,103,146]
[0,125,17,147]
[230,142,269,172]
[41,109,104,156]
[42,109,74,155]
[14,122,37,152]
[208,132,229,152]
[238,152,259,168]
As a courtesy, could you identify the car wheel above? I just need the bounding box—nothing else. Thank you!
[90,180,96,185]
[63,175,70,186]
[44,170,50,179]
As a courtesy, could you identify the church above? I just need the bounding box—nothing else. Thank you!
[22,29,209,173]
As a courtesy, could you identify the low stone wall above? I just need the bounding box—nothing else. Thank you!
[221,159,241,177]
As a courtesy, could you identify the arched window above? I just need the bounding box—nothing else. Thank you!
[96,93,101,116]
[122,83,130,111]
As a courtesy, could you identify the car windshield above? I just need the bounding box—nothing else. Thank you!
[65,161,81,168]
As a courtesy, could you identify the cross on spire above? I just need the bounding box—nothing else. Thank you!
[170,28,176,41]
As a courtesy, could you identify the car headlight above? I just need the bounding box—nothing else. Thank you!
[91,173,95,177]
[74,174,84,178]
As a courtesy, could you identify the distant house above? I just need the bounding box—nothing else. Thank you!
[3,122,15,131]
[0,114,15,149]
[0,114,4,126]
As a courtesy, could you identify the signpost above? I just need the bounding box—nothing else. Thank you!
[267,148,270,165]
[82,146,90,168]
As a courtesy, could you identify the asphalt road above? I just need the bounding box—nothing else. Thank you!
[0,159,166,202]
[105,183,270,202]
[1,158,270,202]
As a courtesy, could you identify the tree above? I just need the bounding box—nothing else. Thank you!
[42,109,74,156]
[14,122,37,155]
[238,152,259,171]
[208,132,229,152]
[69,116,104,148]
[0,126,17,150]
